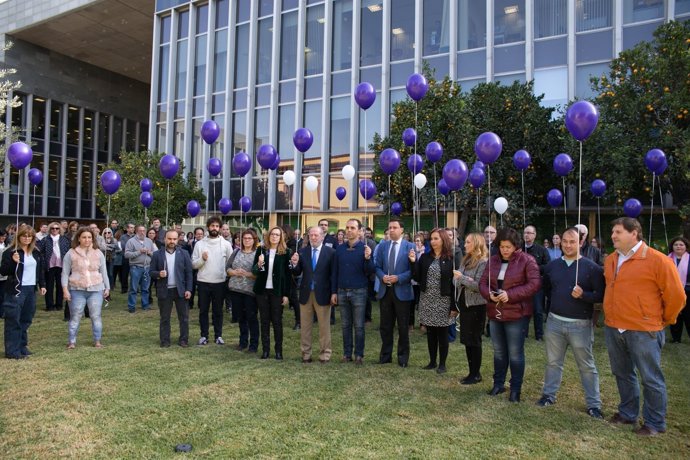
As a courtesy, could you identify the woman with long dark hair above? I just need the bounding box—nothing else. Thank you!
[410,228,455,374]
[227,229,260,353]
[0,225,46,359]
[253,226,292,360]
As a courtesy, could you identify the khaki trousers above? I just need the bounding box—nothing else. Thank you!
[300,291,332,361]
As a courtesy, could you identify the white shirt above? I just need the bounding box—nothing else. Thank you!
[266,249,277,289]
[388,238,403,268]
[22,253,37,286]
[616,240,643,273]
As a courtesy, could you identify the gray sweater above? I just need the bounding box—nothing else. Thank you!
[453,258,487,307]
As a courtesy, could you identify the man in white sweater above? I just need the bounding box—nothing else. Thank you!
[192,216,233,345]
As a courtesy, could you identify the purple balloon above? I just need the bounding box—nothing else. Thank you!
[473,161,486,170]
[565,101,599,142]
[257,144,277,170]
[159,154,180,180]
[200,120,221,144]
[407,154,424,174]
[591,179,606,198]
[402,128,416,147]
[512,149,531,171]
[354,82,376,110]
[655,157,668,175]
[140,178,153,192]
[7,142,33,170]
[442,159,469,191]
[28,168,43,186]
[207,158,222,176]
[101,170,122,195]
[468,167,486,189]
[359,179,377,200]
[335,186,347,201]
[546,189,563,208]
[553,153,574,176]
[474,132,502,164]
[233,151,251,177]
[380,148,402,175]
[140,191,153,209]
[406,73,429,102]
[623,198,642,218]
[187,200,201,217]
[239,196,252,213]
[644,149,666,175]
[391,202,402,216]
[437,179,450,196]
[293,128,314,153]
[218,197,232,214]
[270,154,281,171]
[425,141,443,163]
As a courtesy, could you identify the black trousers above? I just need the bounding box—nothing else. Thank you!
[197,281,225,340]
[256,290,284,354]
[670,306,690,342]
[45,267,63,311]
[379,288,411,365]
[159,288,189,345]
[426,325,449,367]
[120,258,130,291]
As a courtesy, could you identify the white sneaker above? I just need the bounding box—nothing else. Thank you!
[215,337,225,345]
[198,337,208,345]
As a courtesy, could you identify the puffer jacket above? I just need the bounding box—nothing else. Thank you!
[479,250,541,322]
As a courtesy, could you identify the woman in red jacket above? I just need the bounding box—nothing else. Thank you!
[479,227,541,402]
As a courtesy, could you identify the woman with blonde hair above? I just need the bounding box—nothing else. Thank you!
[453,233,489,384]
[0,225,46,359]
[253,226,292,360]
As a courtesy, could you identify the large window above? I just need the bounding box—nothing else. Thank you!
[391,0,414,61]
[235,24,249,87]
[303,100,322,174]
[332,0,353,71]
[494,0,525,44]
[281,11,298,79]
[423,0,450,56]
[576,0,612,32]
[305,5,325,76]
[329,97,350,173]
[678,0,690,15]
[256,18,273,84]
[360,0,382,66]
[535,0,566,38]
[534,67,568,107]
[623,0,663,24]
[458,0,486,50]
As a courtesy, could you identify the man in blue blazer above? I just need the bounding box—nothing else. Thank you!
[290,226,337,363]
[374,218,416,367]
[150,230,193,348]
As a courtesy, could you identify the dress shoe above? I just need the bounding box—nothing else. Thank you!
[20,347,33,356]
[608,412,636,425]
[275,353,283,360]
[436,365,447,374]
[398,362,408,368]
[487,386,506,396]
[234,344,247,351]
[422,362,437,370]
[341,356,353,363]
[354,356,363,365]
[378,358,392,364]
[160,342,171,348]
[5,354,28,360]
[509,390,521,402]
[179,341,188,348]
[461,375,483,385]
[293,324,301,331]
[634,425,665,436]
[260,351,270,359]
[302,358,313,364]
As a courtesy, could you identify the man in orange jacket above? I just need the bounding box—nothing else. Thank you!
[603,217,685,436]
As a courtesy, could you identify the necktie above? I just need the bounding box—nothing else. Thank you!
[388,241,397,273]
[311,247,318,290]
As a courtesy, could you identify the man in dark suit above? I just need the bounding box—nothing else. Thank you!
[374,218,416,367]
[150,230,193,347]
[290,225,337,363]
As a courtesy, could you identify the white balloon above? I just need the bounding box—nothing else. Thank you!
[342,164,355,181]
[414,173,427,189]
[283,170,296,186]
[305,175,319,191]
[494,197,508,215]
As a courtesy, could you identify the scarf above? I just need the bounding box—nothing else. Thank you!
[51,233,61,259]
[669,251,689,286]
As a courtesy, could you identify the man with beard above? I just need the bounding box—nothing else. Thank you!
[192,217,233,345]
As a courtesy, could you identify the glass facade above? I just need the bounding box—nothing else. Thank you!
[147,0,685,215]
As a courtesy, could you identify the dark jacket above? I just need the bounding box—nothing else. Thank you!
[543,257,604,320]
[479,250,541,322]
[38,235,71,270]
[523,243,551,275]
[412,252,457,309]
[253,247,293,297]
[150,248,193,300]
[0,248,46,295]
[290,244,337,306]
[581,242,603,267]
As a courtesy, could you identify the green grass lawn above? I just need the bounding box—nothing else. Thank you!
[1,295,689,458]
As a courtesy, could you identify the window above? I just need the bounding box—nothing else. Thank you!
[535,0,566,38]
[360,0,382,66]
[494,0,525,44]
[576,0,612,32]
[423,0,450,55]
[391,0,415,61]
[332,0,353,70]
[458,0,486,50]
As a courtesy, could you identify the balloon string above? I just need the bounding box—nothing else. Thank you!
[564,141,582,286]
[412,102,418,238]
[364,110,368,229]
[433,164,438,229]
[387,175,391,220]
[521,170,526,230]
[562,177,568,228]
[32,185,36,228]
[658,180,669,250]
[487,165,491,293]
[649,173,655,244]
[475,188,479,231]
[262,173,267,227]
[165,182,170,229]
[553,209,557,237]
[596,198,601,251]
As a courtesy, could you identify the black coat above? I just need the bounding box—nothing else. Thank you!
[290,245,337,306]
[150,248,193,299]
[412,252,456,301]
[0,248,46,295]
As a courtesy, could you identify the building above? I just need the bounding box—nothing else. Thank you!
[2,0,689,228]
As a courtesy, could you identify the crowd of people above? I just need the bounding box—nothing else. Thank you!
[1,214,688,437]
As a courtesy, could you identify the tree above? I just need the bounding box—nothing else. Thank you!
[96,151,206,227]
[371,74,561,234]
[0,41,23,182]
[588,20,690,232]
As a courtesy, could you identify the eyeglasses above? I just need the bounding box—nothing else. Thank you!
[51,227,60,230]
[269,233,282,237]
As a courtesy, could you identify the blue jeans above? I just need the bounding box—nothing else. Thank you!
[3,285,36,357]
[543,314,601,409]
[605,327,667,431]
[490,317,528,391]
[338,287,367,359]
[68,290,103,344]
[128,265,150,311]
